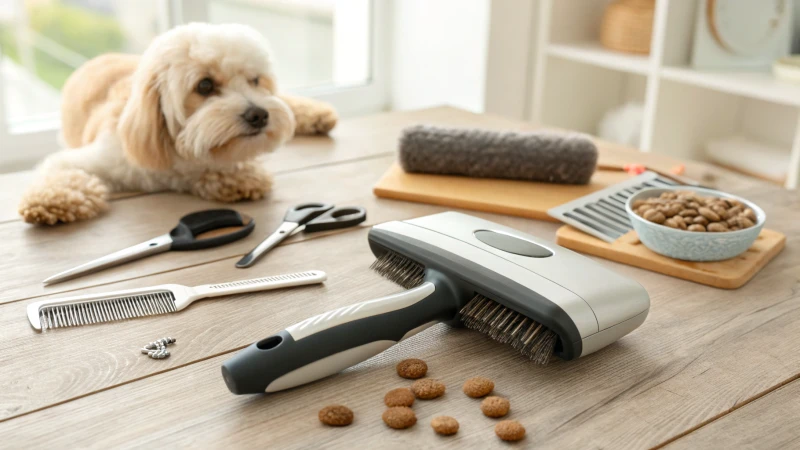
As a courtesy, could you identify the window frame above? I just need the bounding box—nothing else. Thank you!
[0,0,389,171]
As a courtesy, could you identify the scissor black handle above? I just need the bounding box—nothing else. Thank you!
[170,209,255,251]
[303,206,367,232]
[283,202,334,225]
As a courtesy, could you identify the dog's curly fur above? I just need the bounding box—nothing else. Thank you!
[19,23,338,225]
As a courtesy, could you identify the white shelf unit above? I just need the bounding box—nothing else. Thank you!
[530,0,800,189]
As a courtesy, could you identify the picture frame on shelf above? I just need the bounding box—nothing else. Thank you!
[690,0,793,70]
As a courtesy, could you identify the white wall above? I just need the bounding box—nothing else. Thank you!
[389,0,491,113]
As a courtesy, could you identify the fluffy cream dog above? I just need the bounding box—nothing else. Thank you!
[19,22,337,225]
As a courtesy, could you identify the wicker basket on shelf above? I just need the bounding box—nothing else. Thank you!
[600,0,655,55]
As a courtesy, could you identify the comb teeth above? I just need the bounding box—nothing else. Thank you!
[38,291,177,331]
[370,250,426,289]
[459,294,557,365]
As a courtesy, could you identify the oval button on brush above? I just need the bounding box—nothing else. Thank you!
[474,230,553,258]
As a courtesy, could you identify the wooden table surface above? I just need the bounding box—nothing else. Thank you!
[1,107,797,449]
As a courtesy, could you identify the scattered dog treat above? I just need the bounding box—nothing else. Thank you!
[430,416,459,436]
[396,358,428,379]
[481,396,510,418]
[411,378,446,399]
[384,388,415,407]
[382,407,417,429]
[633,191,757,232]
[462,376,494,398]
[495,420,526,441]
[318,405,354,427]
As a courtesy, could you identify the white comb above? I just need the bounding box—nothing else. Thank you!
[27,270,327,331]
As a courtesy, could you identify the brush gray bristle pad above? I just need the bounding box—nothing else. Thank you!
[460,294,557,365]
[369,251,426,289]
[39,291,177,330]
[398,124,598,185]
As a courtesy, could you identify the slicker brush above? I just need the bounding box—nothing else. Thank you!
[222,212,650,395]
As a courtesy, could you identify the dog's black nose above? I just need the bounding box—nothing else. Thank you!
[242,106,269,129]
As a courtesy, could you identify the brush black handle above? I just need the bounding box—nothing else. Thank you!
[221,278,457,394]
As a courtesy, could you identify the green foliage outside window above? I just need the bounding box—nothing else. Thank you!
[0,1,125,89]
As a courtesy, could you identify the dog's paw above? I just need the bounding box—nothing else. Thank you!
[290,97,338,135]
[193,165,273,203]
[18,169,109,225]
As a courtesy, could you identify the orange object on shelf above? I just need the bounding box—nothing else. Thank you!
[600,0,655,55]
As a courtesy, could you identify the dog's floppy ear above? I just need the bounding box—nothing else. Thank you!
[117,64,172,170]
[259,75,277,94]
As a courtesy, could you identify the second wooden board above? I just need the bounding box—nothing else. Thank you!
[555,225,786,289]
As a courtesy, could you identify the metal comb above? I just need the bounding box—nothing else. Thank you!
[27,270,327,331]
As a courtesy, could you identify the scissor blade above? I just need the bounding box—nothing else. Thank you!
[43,234,173,285]
[236,222,299,268]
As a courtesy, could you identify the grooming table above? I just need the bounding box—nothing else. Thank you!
[1,107,797,449]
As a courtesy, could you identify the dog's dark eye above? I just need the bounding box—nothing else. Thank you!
[196,78,215,96]
[251,76,260,86]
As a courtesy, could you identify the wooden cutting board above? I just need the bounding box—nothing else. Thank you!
[556,225,786,289]
[373,163,633,222]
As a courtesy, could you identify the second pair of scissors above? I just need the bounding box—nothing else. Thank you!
[236,203,366,268]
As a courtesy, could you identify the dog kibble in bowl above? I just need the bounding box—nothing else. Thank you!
[633,191,757,232]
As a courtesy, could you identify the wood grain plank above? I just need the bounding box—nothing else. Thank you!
[0,145,767,306]
[664,380,800,449]
[556,227,787,289]
[0,106,518,224]
[0,155,447,305]
[0,189,797,448]
[1,107,798,448]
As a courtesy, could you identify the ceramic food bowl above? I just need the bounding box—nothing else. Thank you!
[625,187,765,262]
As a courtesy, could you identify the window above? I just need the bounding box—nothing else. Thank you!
[0,0,387,172]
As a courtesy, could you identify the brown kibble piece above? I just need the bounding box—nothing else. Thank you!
[643,209,666,224]
[463,376,495,398]
[382,406,416,429]
[481,396,511,418]
[318,405,354,426]
[411,378,446,399]
[396,358,428,379]
[679,209,698,217]
[707,222,728,232]
[693,215,709,226]
[711,204,729,219]
[384,388,415,407]
[743,208,757,221]
[727,205,743,216]
[664,218,678,229]
[688,224,706,232]
[495,420,526,441]
[430,416,459,436]
[698,207,720,222]
[664,204,682,218]
[737,216,755,229]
